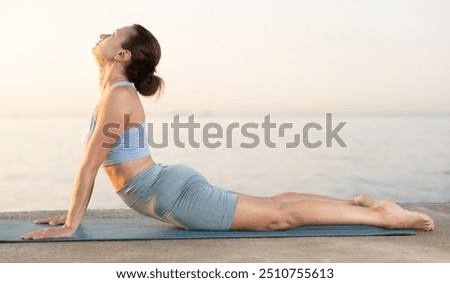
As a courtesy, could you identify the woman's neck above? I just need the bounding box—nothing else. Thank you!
[98,62,129,93]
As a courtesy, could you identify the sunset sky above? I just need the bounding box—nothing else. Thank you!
[1,0,449,116]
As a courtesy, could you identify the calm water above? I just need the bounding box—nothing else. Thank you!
[1,113,449,212]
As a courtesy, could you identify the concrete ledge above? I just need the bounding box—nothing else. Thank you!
[1,203,449,263]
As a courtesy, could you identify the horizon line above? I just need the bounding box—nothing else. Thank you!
[1,111,449,119]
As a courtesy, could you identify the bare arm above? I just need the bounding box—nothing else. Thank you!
[63,163,98,232]
[21,87,131,240]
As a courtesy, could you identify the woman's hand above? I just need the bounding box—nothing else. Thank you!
[21,225,75,240]
[33,215,67,226]
[21,215,73,240]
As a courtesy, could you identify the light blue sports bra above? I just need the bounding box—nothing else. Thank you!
[82,81,150,167]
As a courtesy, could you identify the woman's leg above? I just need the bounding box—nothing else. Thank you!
[271,192,375,207]
[230,195,434,231]
[231,191,375,207]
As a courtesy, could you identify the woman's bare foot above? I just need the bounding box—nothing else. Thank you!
[352,194,375,207]
[377,200,434,231]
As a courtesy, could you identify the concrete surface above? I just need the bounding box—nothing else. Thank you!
[0,203,449,263]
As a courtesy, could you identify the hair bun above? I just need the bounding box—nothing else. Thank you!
[121,24,164,97]
[137,73,164,97]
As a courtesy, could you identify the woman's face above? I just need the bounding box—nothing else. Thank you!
[93,26,133,61]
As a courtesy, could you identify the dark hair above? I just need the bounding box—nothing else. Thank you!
[121,24,164,97]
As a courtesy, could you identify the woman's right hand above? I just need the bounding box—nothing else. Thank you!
[33,215,67,226]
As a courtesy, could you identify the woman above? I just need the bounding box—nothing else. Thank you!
[21,24,434,240]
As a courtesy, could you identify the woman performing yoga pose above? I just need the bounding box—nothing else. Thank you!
[22,24,434,240]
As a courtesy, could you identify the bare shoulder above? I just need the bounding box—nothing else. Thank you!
[98,86,139,119]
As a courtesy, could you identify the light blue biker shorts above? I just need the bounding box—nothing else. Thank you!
[116,163,238,230]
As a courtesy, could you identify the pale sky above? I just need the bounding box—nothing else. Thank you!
[1,0,449,116]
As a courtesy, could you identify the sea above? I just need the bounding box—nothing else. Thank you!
[1,113,449,212]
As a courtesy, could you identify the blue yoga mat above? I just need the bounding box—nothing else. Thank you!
[0,218,416,242]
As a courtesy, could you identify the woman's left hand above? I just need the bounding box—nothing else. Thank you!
[21,225,75,240]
